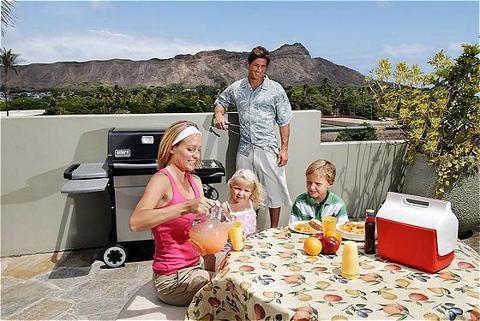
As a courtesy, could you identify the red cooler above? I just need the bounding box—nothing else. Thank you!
[376,192,458,273]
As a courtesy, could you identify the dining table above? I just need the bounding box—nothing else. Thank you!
[186,227,479,321]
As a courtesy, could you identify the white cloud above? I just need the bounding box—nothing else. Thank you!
[89,1,113,11]
[375,0,392,8]
[383,43,429,57]
[7,29,252,64]
[448,42,463,52]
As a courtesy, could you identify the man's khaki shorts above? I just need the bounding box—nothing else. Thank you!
[236,146,292,208]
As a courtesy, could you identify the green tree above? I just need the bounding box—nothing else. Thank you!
[1,47,20,116]
[336,122,378,141]
[369,44,480,197]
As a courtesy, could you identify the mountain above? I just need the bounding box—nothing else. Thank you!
[5,43,366,90]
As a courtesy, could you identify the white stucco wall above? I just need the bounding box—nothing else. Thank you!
[1,111,412,256]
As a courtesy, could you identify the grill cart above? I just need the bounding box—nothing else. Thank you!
[61,128,225,267]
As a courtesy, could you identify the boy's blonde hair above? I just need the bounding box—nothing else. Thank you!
[228,169,266,209]
[157,120,202,169]
[306,159,336,185]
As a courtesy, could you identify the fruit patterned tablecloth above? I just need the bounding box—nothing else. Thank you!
[185,228,479,321]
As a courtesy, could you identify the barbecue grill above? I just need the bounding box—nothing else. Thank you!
[61,127,225,267]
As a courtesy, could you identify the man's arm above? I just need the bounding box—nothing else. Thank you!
[277,124,290,167]
[213,104,227,130]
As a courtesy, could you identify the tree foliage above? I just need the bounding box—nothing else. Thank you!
[1,47,20,116]
[336,122,378,142]
[369,44,480,197]
[1,0,15,36]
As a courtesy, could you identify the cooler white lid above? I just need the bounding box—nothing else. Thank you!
[377,192,458,256]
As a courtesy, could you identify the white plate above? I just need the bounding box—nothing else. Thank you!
[338,222,367,241]
[288,220,323,235]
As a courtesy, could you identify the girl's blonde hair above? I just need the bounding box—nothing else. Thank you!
[228,169,266,209]
[306,159,336,185]
[157,120,202,169]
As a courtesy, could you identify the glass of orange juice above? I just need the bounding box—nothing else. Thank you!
[322,216,337,234]
[228,222,244,251]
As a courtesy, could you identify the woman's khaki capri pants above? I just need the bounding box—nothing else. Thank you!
[236,146,292,208]
[153,258,213,306]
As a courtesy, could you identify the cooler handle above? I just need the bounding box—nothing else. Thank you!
[403,198,429,208]
[388,192,450,213]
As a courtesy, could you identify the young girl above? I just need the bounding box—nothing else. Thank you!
[222,169,266,237]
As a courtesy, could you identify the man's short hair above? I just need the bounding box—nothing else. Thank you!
[248,46,270,65]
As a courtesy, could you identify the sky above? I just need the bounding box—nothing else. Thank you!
[2,1,479,75]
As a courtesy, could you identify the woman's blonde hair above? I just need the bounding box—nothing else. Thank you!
[157,120,202,169]
[227,169,266,209]
[306,159,336,185]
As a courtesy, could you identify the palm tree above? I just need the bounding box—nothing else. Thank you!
[1,47,20,116]
[1,0,16,36]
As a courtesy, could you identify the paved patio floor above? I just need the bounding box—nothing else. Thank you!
[1,233,479,320]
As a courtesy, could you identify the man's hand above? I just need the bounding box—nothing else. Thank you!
[213,105,227,130]
[277,148,288,167]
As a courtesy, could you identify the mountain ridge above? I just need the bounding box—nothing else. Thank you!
[5,43,367,90]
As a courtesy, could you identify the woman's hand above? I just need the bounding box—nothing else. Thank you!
[185,197,216,215]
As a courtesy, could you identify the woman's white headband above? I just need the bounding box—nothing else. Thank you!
[172,126,202,146]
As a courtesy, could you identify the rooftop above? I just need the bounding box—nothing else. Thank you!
[2,111,478,320]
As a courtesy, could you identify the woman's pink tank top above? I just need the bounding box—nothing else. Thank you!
[151,168,201,275]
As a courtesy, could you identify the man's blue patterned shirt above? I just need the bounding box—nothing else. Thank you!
[215,76,293,157]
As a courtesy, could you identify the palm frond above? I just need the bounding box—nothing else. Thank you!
[1,0,16,36]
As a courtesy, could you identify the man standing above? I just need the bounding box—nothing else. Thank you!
[213,46,292,228]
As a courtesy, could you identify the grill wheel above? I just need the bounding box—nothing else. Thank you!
[102,244,127,268]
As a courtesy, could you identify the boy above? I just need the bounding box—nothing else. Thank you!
[289,159,349,225]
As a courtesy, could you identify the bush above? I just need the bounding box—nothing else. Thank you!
[336,123,378,141]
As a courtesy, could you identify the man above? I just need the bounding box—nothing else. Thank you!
[213,46,293,228]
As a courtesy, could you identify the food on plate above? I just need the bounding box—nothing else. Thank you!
[308,220,323,231]
[294,221,320,234]
[304,237,322,256]
[339,222,365,235]
[321,236,340,254]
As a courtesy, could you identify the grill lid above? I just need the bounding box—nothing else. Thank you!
[107,128,165,165]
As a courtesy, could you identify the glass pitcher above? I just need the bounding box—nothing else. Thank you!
[189,201,233,255]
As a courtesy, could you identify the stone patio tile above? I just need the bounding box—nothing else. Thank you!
[1,280,56,318]
[53,249,98,268]
[2,252,59,279]
[6,298,72,320]
[46,266,94,280]
[61,278,139,302]
[75,297,126,319]
[1,276,25,290]
[34,270,91,295]
[56,311,79,320]
[1,257,13,273]
[81,311,116,321]
[94,262,139,280]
